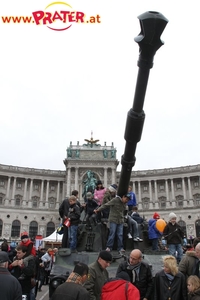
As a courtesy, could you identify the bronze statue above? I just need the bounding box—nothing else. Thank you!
[82,170,97,198]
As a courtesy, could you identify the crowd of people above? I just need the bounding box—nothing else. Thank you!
[59,183,144,252]
[50,241,200,300]
[1,180,200,300]
[0,233,58,300]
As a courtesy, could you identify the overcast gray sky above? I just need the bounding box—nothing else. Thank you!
[0,0,199,172]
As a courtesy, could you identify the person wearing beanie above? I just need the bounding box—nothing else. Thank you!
[20,231,36,257]
[148,213,162,251]
[51,262,90,300]
[101,184,117,220]
[163,212,184,263]
[84,251,112,300]
[153,212,160,220]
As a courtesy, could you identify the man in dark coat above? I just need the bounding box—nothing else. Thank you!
[59,197,70,247]
[116,249,153,300]
[51,262,90,300]
[84,250,112,300]
[9,245,35,300]
[0,251,22,300]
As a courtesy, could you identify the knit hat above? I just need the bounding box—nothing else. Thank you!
[21,231,29,240]
[117,271,131,282]
[153,212,160,219]
[108,184,117,193]
[97,180,102,185]
[86,192,93,198]
[169,212,177,220]
[0,251,9,263]
[99,250,112,262]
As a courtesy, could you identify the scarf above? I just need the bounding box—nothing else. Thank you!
[66,272,82,284]
[165,272,174,284]
[127,262,141,283]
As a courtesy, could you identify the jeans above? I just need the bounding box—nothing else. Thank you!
[106,222,123,251]
[68,225,78,250]
[151,238,159,250]
[128,216,139,238]
[168,243,183,262]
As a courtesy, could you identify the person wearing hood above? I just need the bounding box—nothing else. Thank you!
[179,239,200,279]
[148,213,162,251]
[101,271,140,300]
[163,212,184,263]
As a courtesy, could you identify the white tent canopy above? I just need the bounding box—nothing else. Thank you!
[42,230,63,242]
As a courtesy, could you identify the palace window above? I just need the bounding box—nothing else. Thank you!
[46,221,55,237]
[17,182,22,189]
[49,197,56,209]
[15,198,21,206]
[11,220,20,238]
[159,185,165,191]
[194,181,199,188]
[50,185,55,191]
[0,180,5,186]
[32,196,39,208]
[176,183,182,190]
[143,186,148,192]
[34,184,39,190]
[159,196,166,208]
[29,221,38,239]
[142,197,149,210]
[176,195,183,207]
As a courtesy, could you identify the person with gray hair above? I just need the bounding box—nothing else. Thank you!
[0,251,22,300]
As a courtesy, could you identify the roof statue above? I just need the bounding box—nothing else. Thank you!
[84,131,100,148]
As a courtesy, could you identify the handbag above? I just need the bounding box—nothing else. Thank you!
[63,218,71,227]
[56,223,64,235]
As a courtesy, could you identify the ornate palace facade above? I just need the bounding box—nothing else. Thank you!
[0,138,200,241]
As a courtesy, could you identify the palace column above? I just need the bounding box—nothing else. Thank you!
[66,168,71,197]
[11,177,16,206]
[149,180,154,209]
[22,178,28,207]
[104,168,108,186]
[28,179,33,208]
[165,179,169,201]
[45,180,49,208]
[75,168,78,190]
[56,181,60,209]
[188,177,193,205]
[138,181,142,210]
[111,168,115,184]
[154,180,158,203]
[39,180,44,208]
[5,177,11,205]
[170,179,176,207]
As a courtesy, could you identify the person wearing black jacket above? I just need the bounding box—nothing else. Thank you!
[116,249,153,300]
[68,195,81,252]
[0,251,22,300]
[9,245,35,300]
[163,212,184,264]
[84,192,99,227]
[51,262,89,300]
[59,191,83,248]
